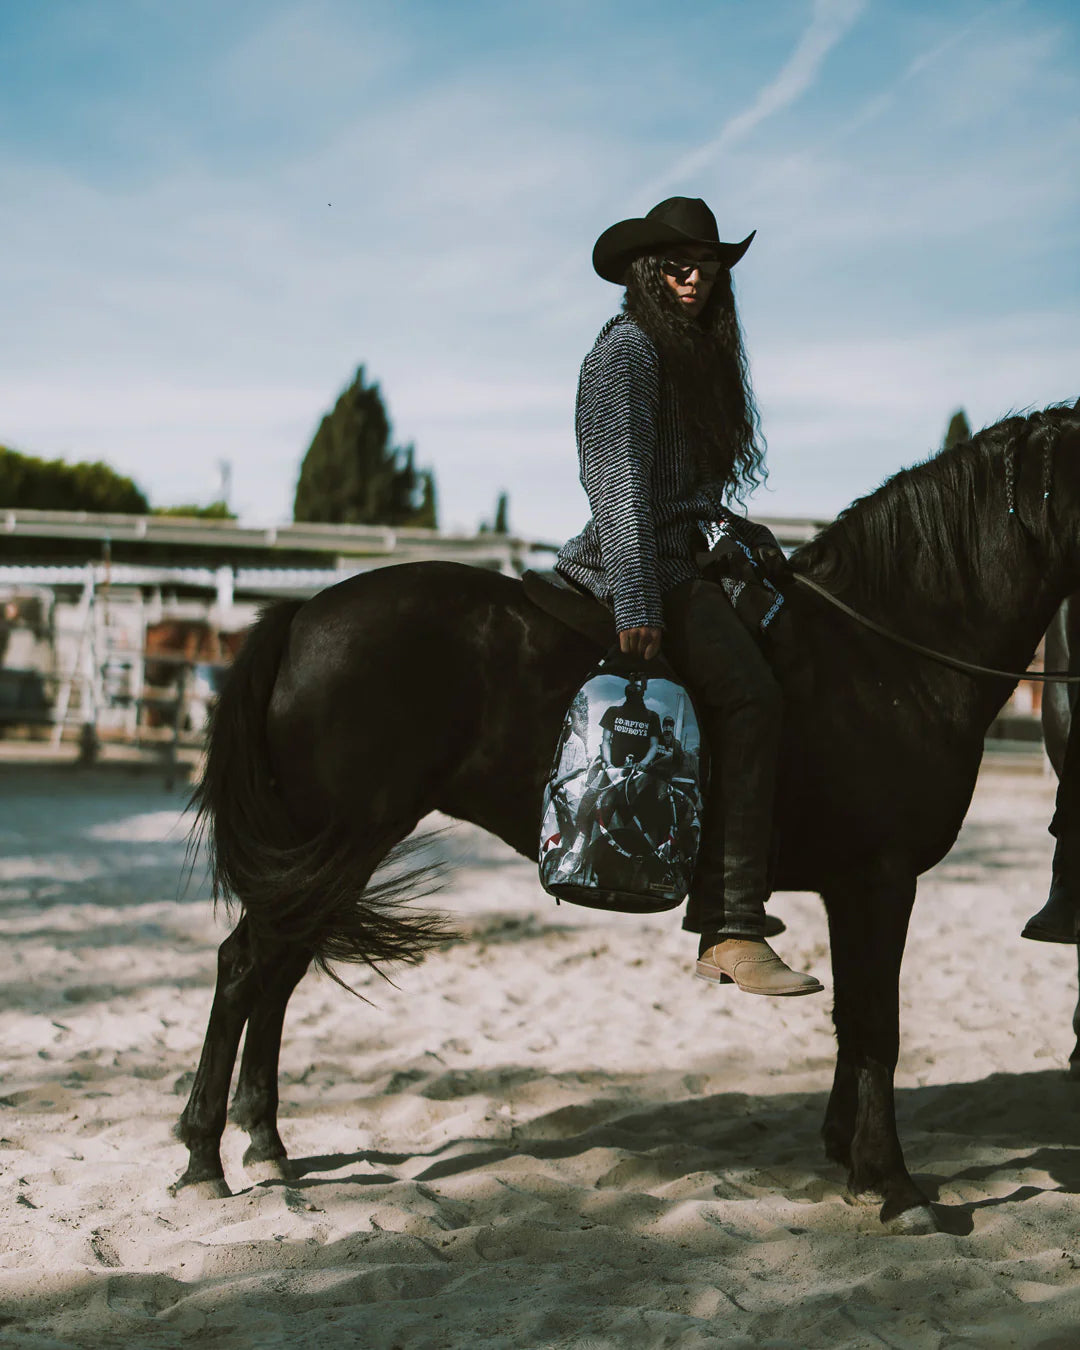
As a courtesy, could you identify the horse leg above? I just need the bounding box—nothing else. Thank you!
[822,1057,858,1169]
[823,866,933,1228]
[228,944,311,1180]
[821,882,863,1171]
[172,918,260,1195]
[213,813,431,1181]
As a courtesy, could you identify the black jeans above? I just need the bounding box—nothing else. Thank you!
[662,578,782,940]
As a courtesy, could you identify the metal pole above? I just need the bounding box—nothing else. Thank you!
[78,563,100,764]
[163,661,189,791]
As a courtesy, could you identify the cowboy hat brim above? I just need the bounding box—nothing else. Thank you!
[592,221,756,284]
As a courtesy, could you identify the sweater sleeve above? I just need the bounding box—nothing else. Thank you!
[576,321,665,631]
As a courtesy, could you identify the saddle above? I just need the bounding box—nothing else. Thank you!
[522,558,810,701]
[521,570,614,648]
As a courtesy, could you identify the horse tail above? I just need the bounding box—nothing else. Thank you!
[190,600,451,989]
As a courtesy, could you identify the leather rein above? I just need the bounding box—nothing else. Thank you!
[793,573,1080,685]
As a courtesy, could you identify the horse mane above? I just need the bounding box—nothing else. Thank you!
[792,402,1080,608]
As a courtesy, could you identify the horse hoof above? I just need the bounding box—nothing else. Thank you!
[169,1175,232,1200]
[880,1201,938,1234]
[245,1158,294,1184]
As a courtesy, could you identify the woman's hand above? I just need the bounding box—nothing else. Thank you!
[619,625,662,660]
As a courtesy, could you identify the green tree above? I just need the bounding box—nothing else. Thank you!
[943,409,972,451]
[0,446,149,512]
[412,455,438,529]
[152,501,237,519]
[293,368,437,527]
[479,491,510,534]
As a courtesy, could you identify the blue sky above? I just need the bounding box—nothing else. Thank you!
[1,0,1077,538]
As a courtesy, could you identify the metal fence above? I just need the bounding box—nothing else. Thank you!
[0,511,1046,770]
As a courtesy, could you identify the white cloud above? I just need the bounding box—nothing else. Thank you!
[755,310,1080,518]
[1,0,1077,546]
[640,0,867,198]
[215,0,400,104]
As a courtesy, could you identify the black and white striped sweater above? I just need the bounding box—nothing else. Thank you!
[556,313,775,632]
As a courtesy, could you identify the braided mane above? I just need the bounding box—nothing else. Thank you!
[792,403,1080,608]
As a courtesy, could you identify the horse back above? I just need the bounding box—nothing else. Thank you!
[266,562,600,856]
[264,559,983,887]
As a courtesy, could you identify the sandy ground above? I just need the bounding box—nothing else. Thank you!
[0,757,1078,1350]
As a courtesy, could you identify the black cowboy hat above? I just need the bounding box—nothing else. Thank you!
[592,196,755,285]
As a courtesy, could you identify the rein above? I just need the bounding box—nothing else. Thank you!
[793,573,1080,685]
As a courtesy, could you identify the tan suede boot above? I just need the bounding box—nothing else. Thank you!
[696,938,824,996]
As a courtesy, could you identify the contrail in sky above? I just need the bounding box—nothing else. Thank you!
[640,0,866,199]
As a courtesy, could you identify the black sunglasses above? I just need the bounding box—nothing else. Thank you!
[658,257,726,283]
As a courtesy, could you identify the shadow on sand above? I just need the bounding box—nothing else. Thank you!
[260,1065,1080,1239]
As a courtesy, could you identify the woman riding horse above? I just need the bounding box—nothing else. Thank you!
[556,195,822,996]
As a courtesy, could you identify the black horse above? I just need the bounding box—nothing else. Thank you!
[1040,595,1080,1077]
[176,401,1080,1230]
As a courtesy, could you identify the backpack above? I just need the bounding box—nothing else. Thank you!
[538,647,709,913]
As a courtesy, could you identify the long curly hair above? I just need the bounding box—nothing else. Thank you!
[622,255,766,504]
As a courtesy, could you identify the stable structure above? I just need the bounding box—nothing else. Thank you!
[0,508,1043,755]
[0,509,574,754]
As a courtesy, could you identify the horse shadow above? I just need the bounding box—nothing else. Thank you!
[270,1066,1078,1235]
[892,1069,1080,1231]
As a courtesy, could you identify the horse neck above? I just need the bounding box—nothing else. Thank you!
[799,439,1069,691]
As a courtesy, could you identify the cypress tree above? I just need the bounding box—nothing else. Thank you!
[943,409,972,452]
[479,491,510,535]
[415,469,437,530]
[293,368,438,527]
